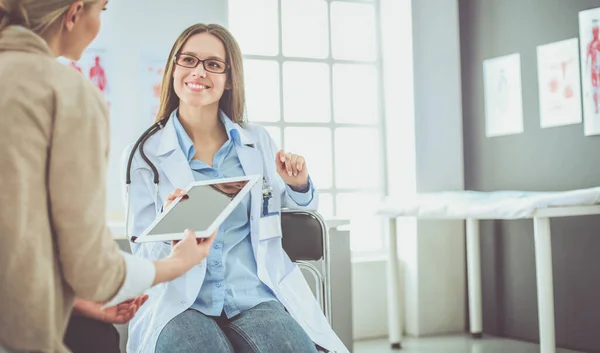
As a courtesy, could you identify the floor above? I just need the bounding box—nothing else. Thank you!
[117,327,585,353]
[353,335,584,353]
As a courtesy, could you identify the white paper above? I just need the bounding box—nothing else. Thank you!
[141,53,167,124]
[536,38,582,128]
[579,7,600,135]
[483,53,524,137]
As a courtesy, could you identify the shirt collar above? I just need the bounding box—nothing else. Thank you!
[171,110,194,162]
[219,110,240,144]
[171,109,241,163]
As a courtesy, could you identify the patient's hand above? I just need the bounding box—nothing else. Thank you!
[100,295,149,324]
[73,295,149,324]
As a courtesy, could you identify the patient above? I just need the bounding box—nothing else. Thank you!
[0,3,216,353]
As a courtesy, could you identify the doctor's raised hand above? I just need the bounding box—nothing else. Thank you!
[276,150,309,191]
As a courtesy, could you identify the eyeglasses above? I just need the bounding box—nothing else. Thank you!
[174,53,229,74]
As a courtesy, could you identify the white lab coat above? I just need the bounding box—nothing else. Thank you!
[121,116,348,353]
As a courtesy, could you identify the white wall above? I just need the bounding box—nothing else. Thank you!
[93,0,228,219]
[378,0,468,339]
[410,0,466,336]
[378,0,467,339]
[351,259,389,340]
[348,0,416,341]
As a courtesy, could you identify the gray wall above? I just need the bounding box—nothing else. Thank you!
[459,0,600,352]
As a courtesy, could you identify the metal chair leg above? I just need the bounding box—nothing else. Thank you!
[298,261,325,313]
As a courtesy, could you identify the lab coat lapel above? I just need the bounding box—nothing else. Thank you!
[159,152,195,190]
[236,140,263,255]
[157,117,194,190]
[237,143,263,182]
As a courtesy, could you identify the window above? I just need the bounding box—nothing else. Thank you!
[229,0,386,256]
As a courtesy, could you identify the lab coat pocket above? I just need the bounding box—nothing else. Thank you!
[258,214,282,240]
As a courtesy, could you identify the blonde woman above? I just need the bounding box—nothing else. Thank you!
[0,2,216,353]
[124,23,348,353]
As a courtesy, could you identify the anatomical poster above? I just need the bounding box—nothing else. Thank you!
[59,48,110,106]
[536,38,582,129]
[483,53,524,137]
[579,7,600,135]
[141,53,167,123]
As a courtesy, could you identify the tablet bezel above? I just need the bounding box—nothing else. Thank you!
[133,174,260,243]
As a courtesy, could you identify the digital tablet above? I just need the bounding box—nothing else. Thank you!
[134,175,260,243]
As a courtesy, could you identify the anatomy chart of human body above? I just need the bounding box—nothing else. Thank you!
[141,53,166,123]
[579,8,600,135]
[59,48,110,106]
[537,38,582,128]
[483,53,524,137]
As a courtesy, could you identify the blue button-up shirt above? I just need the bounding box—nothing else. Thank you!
[172,109,311,318]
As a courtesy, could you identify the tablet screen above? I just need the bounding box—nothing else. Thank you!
[146,179,250,236]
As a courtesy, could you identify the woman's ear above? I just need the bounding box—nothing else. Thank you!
[225,78,232,90]
[63,1,85,32]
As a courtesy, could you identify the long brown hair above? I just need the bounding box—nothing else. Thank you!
[154,23,246,125]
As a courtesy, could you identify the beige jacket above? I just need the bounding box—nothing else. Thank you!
[0,26,127,353]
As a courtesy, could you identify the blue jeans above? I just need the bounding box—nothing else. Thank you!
[155,301,320,353]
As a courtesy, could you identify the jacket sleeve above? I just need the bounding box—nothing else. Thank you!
[48,78,153,303]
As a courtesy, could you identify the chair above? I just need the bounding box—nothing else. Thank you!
[280,209,332,325]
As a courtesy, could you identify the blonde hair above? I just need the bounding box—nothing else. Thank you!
[0,0,97,34]
[154,23,246,125]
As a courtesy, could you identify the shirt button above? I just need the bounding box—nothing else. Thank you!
[250,216,254,221]
[213,171,220,177]
[213,260,220,266]
[181,301,186,305]
[213,244,220,249]
[216,283,222,288]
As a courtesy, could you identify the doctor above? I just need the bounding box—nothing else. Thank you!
[124,23,348,353]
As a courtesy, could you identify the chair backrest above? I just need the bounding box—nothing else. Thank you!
[281,210,325,262]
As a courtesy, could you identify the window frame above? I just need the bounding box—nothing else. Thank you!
[229,0,389,257]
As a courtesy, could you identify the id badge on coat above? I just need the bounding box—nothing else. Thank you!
[259,177,281,239]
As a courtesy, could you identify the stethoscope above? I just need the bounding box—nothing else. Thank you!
[124,118,166,241]
[124,117,274,241]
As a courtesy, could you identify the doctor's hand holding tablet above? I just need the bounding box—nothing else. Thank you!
[142,149,309,249]
[164,149,309,203]
[151,144,309,270]
[157,150,309,241]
